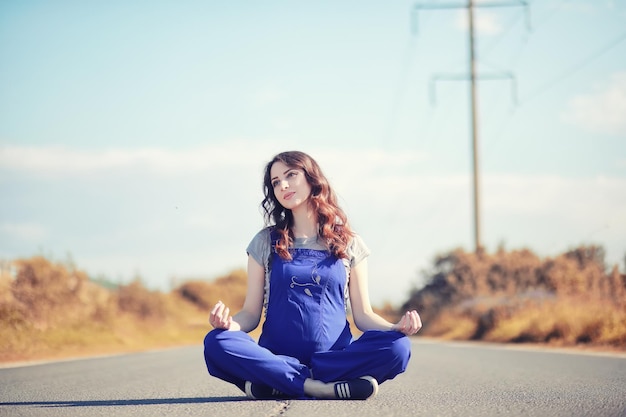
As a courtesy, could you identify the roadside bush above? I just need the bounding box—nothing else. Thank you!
[115,280,167,321]
[403,246,626,348]
[6,257,110,330]
[175,269,247,311]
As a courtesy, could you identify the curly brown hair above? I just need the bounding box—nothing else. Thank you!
[261,151,353,260]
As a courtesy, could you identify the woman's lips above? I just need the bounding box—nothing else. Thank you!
[284,192,295,200]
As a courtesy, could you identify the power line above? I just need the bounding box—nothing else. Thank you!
[528,0,568,33]
[481,9,527,55]
[519,31,626,105]
[480,7,626,162]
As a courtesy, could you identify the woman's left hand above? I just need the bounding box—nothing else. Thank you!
[392,310,422,335]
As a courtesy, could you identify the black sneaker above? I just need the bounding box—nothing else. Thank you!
[333,376,378,400]
[244,381,289,400]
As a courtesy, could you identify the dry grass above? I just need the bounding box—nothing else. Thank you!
[0,256,377,363]
[2,245,624,364]
[485,297,626,346]
[402,246,626,350]
[0,257,214,363]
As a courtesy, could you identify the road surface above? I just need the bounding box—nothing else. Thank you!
[1,339,625,417]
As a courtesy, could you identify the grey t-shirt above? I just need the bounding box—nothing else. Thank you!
[246,227,370,269]
[246,227,370,313]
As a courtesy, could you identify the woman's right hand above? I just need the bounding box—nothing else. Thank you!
[209,300,233,330]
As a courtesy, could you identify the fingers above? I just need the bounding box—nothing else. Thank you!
[398,310,422,336]
[209,301,232,330]
[411,310,422,334]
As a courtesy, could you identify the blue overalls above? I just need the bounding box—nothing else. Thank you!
[203,233,411,398]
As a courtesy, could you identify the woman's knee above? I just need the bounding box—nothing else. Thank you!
[204,329,253,358]
[204,329,223,351]
[204,329,231,365]
[385,333,412,373]
[390,332,411,353]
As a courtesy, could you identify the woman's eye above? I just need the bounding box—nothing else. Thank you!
[272,180,280,188]
[287,171,297,178]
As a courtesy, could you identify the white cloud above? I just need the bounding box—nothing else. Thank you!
[270,117,292,131]
[2,143,625,304]
[0,142,271,177]
[0,143,430,179]
[562,72,626,136]
[455,10,503,36]
[251,86,289,106]
[317,148,429,179]
[344,172,626,302]
[482,175,626,232]
[0,222,47,243]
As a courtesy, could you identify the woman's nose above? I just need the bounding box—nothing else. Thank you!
[280,180,289,190]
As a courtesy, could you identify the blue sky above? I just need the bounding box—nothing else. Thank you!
[1,0,625,305]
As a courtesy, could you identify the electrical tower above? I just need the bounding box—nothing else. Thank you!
[412,0,529,253]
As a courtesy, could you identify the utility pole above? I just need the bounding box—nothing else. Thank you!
[468,0,481,253]
[412,1,529,253]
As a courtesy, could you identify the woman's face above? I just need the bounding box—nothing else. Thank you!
[269,161,312,211]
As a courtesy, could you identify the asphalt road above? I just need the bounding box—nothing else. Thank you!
[1,339,625,417]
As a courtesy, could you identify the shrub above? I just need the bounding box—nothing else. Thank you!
[175,269,247,311]
[403,246,626,348]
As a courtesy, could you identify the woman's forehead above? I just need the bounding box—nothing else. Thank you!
[270,160,295,177]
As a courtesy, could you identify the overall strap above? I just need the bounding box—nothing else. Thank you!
[268,227,281,267]
[262,227,281,316]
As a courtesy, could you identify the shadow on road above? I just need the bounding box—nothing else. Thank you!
[0,397,247,407]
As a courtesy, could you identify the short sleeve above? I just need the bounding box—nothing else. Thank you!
[246,228,272,268]
[348,233,370,268]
